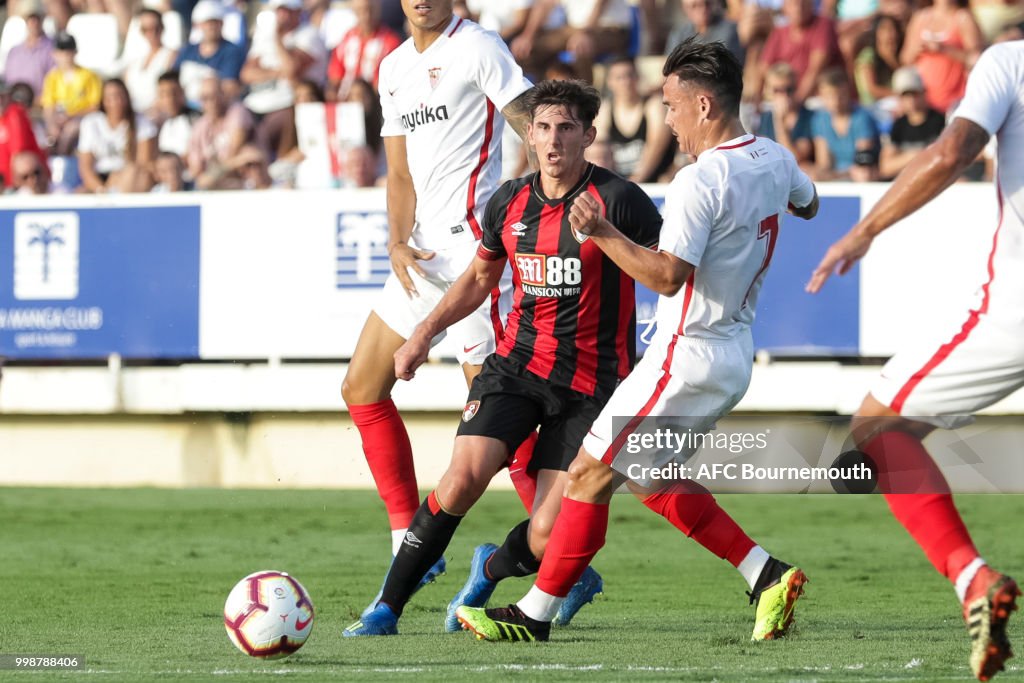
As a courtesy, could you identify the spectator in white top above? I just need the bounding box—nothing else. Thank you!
[77,78,157,193]
[241,0,326,159]
[511,0,632,82]
[122,9,179,114]
[460,0,533,42]
[153,71,199,158]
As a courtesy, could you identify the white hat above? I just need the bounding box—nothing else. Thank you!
[269,0,303,10]
[892,66,924,94]
[192,0,226,23]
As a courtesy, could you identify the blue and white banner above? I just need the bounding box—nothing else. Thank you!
[0,206,200,359]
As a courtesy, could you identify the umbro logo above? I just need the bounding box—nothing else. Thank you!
[405,531,423,548]
[511,222,528,237]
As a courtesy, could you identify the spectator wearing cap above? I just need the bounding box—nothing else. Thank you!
[40,32,102,155]
[879,66,945,179]
[4,0,55,101]
[810,67,880,181]
[7,150,50,194]
[241,0,326,159]
[174,0,247,109]
[755,0,843,105]
[0,80,47,189]
[187,74,253,189]
[324,0,401,102]
[122,9,179,115]
[666,0,744,63]
[77,77,157,193]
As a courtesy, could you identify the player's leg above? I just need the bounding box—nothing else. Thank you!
[450,274,539,514]
[456,449,624,641]
[602,335,806,639]
[855,319,1024,680]
[343,270,449,617]
[342,312,417,552]
[344,434,511,636]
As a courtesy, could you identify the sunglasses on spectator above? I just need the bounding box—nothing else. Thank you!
[18,169,41,180]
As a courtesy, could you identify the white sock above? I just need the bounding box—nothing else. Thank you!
[517,584,564,623]
[391,528,407,557]
[955,557,987,604]
[737,545,771,591]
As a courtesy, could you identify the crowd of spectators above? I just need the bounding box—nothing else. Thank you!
[0,0,1018,194]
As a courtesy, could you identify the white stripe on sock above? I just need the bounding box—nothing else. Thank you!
[738,545,771,591]
[955,557,986,604]
[391,528,407,557]
[517,584,563,623]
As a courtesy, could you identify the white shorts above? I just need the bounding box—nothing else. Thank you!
[373,240,513,365]
[872,311,1024,429]
[582,331,754,480]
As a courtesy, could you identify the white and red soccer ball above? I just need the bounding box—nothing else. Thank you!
[224,571,314,658]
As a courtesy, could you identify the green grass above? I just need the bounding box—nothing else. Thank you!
[1,489,1022,682]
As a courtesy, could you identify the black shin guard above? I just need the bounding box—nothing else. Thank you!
[485,518,541,581]
[379,493,462,615]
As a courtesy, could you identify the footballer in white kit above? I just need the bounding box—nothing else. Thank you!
[809,41,1024,682]
[583,133,816,473]
[375,13,532,364]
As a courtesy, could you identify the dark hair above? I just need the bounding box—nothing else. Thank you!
[9,81,34,108]
[157,70,181,85]
[296,78,324,102]
[817,66,848,90]
[524,79,601,129]
[662,36,743,117]
[139,8,163,27]
[100,78,138,162]
[869,14,903,88]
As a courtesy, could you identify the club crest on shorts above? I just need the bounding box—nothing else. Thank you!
[428,67,442,89]
[462,400,480,422]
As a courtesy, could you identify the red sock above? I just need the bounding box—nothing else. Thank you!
[535,498,608,597]
[863,431,979,582]
[348,399,419,530]
[507,432,538,514]
[642,481,756,568]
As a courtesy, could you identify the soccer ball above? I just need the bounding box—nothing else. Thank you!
[223,570,315,658]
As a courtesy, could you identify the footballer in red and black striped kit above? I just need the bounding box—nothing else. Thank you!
[476,163,661,402]
[344,79,661,637]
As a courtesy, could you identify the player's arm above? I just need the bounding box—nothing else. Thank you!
[789,188,819,220]
[394,255,505,380]
[502,91,538,169]
[382,134,434,297]
[806,117,989,293]
[569,193,693,296]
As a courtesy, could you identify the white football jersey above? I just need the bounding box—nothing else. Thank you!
[378,16,532,251]
[951,40,1024,322]
[656,134,815,341]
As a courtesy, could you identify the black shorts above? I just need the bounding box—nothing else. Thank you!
[456,354,605,472]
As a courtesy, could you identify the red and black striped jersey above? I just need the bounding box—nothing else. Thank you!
[477,163,662,400]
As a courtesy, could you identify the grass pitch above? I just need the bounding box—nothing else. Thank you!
[2,488,1022,682]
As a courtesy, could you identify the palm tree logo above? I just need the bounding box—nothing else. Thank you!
[26,222,65,283]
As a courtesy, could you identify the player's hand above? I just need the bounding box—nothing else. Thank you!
[568,192,606,236]
[806,226,874,293]
[389,243,435,298]
[394,332,430,381]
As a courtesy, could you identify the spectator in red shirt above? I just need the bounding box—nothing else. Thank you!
[325,0,402,102]
[0,80,46,189]
[756,0,843,104]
